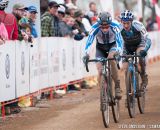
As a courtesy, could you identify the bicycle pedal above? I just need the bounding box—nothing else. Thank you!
[128,92,133,96]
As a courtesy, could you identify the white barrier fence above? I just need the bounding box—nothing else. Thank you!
[0,37,97,102]
[0,31,160,102]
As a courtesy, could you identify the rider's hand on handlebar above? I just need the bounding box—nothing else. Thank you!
[139,50,147,57]
[114,52,121,62]
[83,53,90,64]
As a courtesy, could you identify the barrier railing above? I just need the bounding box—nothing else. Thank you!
[0,31,160,118]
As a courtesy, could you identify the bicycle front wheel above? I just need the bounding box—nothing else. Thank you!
[109,75,120,123]
[100,75,110,128]
[136,72,145,114]
[125,70,136,118]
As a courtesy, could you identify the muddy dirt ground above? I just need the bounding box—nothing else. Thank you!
[0,61,160,130]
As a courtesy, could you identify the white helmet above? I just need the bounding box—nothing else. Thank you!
[0,0,9,9]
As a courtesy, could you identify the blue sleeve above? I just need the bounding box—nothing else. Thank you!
[115,32,123,51]
[111,22,123,52]
[85,22,99,54]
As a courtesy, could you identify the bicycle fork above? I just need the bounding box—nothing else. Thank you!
[128,64,137,98]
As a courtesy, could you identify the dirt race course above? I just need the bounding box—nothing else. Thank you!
[0,61,160,130]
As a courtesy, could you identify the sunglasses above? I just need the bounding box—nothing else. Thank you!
[100,25,110,29]
[30,12,37,14]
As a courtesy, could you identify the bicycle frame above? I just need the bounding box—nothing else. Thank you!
[128,57,138,96]
[123,53,140,95]
[101,60,113,106]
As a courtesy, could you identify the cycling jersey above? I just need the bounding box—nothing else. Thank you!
[121,20,151,53]
[85,20,123,54]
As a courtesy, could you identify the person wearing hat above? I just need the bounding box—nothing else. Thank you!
[57,4,70,37]
[13,4,28,19]
[27,6,38,38]
[41,1,60,37]
[12,3,31,41]
[57,5,65,20]
[73,10,88,40]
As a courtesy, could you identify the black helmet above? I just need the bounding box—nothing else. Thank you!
[98,11,112,25]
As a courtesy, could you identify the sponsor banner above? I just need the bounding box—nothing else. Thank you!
[59,38,70,85]
[39,38,49,89]
[68,39,78,81]
[48,37,60,87]
[0,41,16,102]
[15,41,30,97]
[29,39,40,93]
[74,39,84,80]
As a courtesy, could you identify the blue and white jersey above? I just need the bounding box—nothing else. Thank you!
[85,20,123,54]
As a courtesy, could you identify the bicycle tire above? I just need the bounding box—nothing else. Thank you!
[125,70,136,118]
[109,74,120,123]
[100,75,110,128]
[136,72,145,114]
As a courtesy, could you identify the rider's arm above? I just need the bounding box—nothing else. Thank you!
[85,22,99,54]
[133,20,151,52]
[111,22,123,53]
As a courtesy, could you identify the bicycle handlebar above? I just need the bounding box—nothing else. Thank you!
[121,55,141,58]
[85,57,119,72]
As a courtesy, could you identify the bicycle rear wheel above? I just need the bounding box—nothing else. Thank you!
[136,72,145,114]
[100,75,110,128]
[109,75,120,123]
[125,71,136,118]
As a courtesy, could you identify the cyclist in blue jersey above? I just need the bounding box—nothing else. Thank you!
[83,11,123,99]
[119,10,151,89]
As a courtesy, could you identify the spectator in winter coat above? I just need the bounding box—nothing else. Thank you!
[0,0,18,40]
[73,10,88,40]
[41,1,59,37]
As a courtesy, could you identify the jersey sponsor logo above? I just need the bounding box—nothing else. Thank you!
[112,26,120,33]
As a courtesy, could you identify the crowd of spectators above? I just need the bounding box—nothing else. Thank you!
[0,0,99,43]
[0,0,99,114]
[40,0,98,40]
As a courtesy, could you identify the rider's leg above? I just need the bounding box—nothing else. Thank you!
[108,51,121,99]
[136,47,148,88]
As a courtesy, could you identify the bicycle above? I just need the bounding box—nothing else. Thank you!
[85,57,120,128]
[122,53,146,118]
